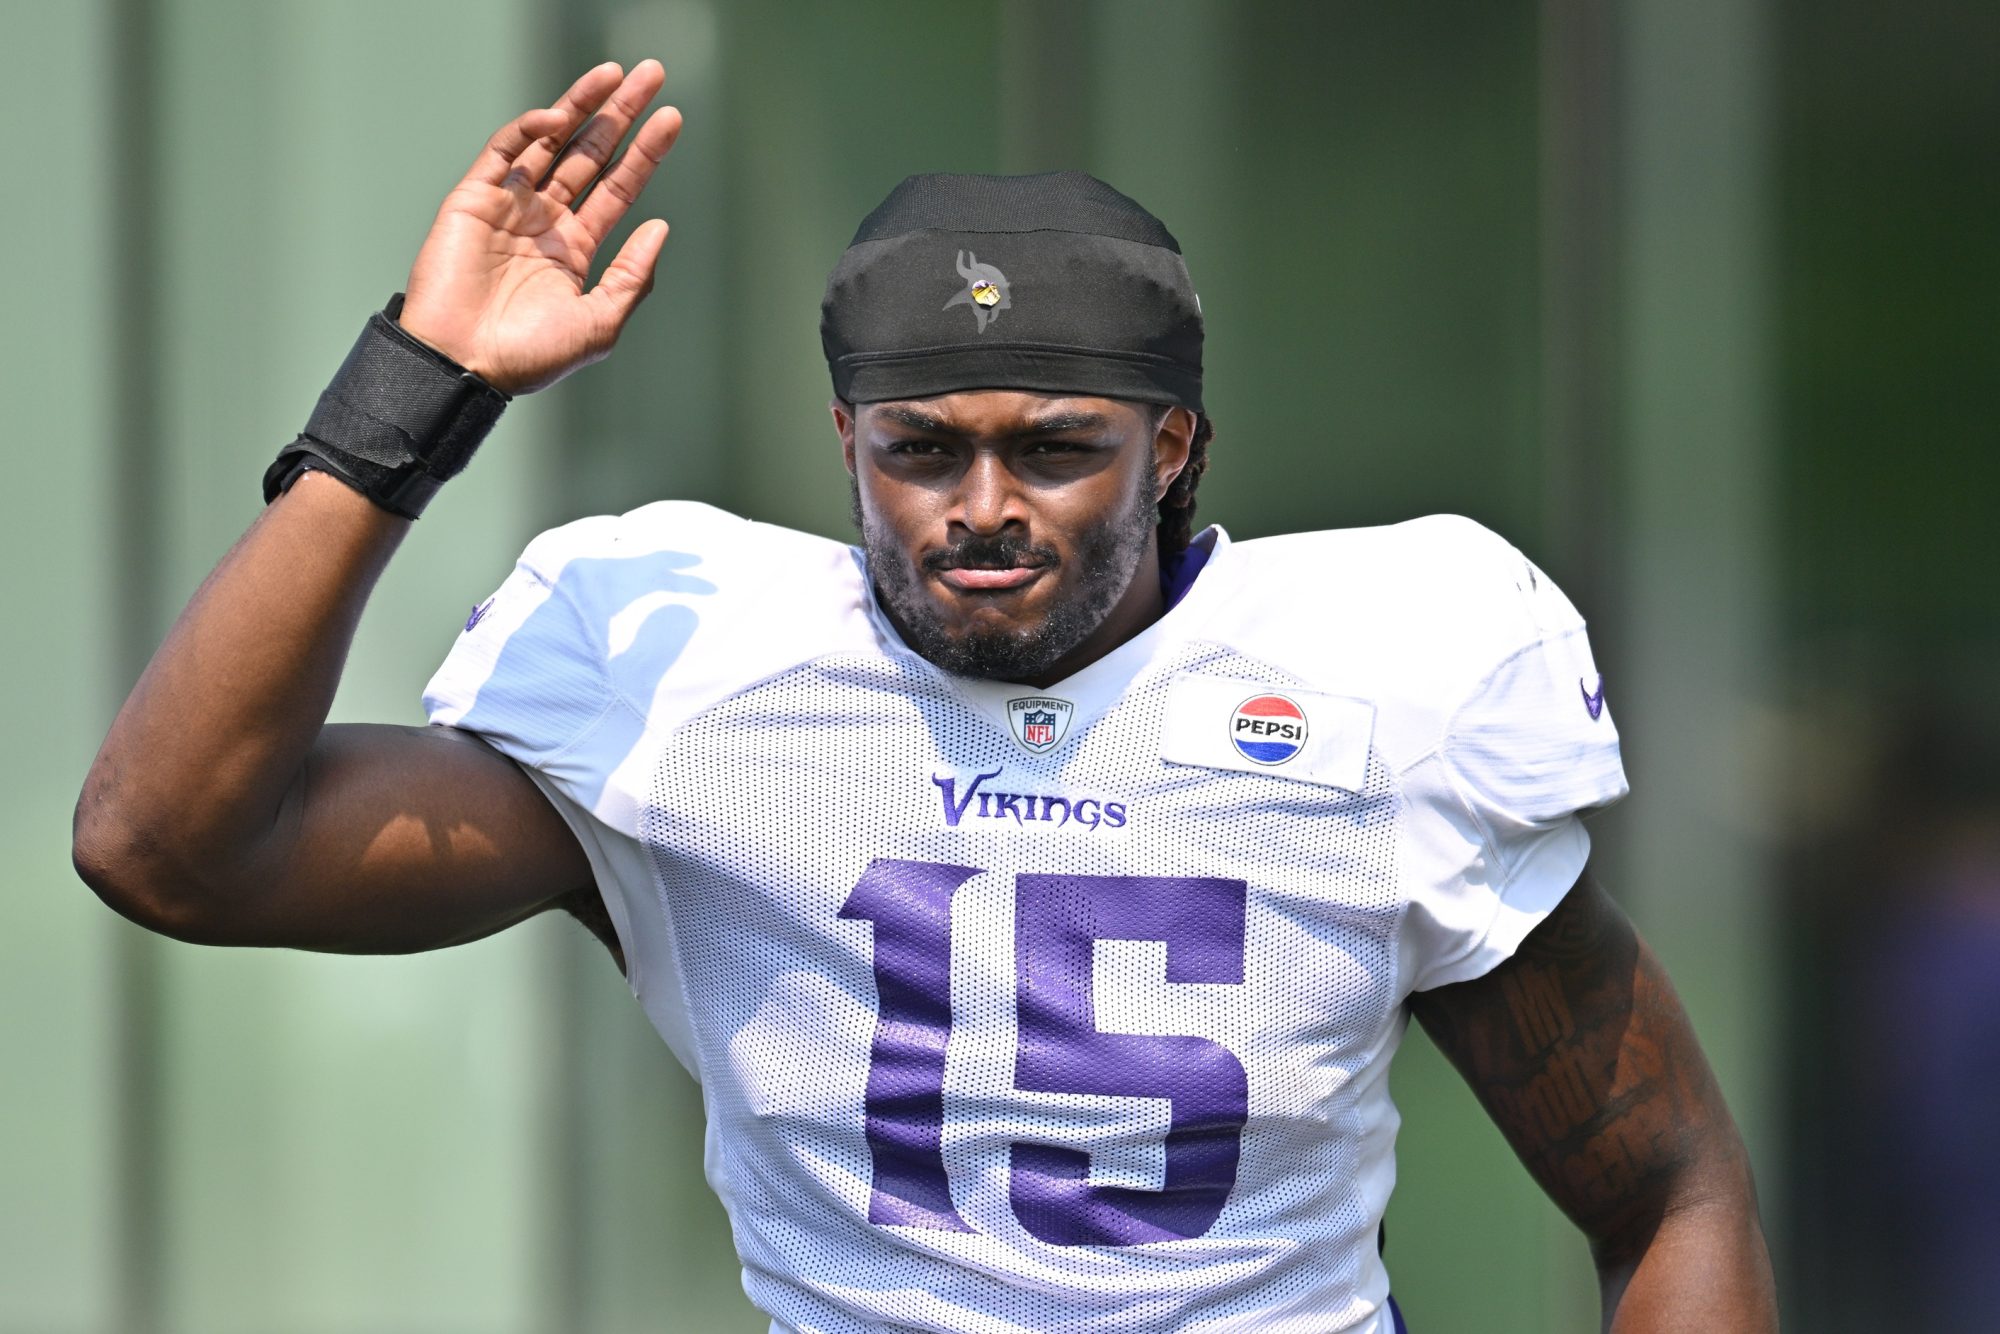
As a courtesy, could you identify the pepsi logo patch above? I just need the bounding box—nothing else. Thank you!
[1160,674,1374,791]
[1230,694,1309,765]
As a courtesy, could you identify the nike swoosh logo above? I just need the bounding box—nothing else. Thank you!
[1580,675,1606,721]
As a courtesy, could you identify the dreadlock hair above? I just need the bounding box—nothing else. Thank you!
[1154,408,1215,558]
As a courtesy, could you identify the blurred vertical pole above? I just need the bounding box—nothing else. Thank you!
[107,0,167,1327]
[1000,0,1094,170]
[1609,0,1781,1240]
[1537,0,1620,613]
[533,13,589,1334]
[0,1,125,1330]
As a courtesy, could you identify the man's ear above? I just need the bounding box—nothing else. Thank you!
[831,399,857,475]
[1151,406,1197,502]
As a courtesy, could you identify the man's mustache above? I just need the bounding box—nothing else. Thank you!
[923,534,1059,573]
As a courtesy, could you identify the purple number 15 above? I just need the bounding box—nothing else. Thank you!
[838,858,1249,1247]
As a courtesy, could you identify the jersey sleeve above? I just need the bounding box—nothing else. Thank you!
[421,502,740,823]
[418,507,732,1053]
[422,558,613,773]
[419,528,672,855]
[1399,530,1629,992]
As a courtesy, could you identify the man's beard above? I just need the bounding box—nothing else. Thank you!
[856,475,1157,682]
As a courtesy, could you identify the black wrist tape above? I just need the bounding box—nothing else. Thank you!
[262,294,511,518]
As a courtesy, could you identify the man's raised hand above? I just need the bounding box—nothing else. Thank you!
[398,60,682,396]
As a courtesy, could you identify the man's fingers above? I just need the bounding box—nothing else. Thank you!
[575,106,684,246]
[587,218,670,327]
[466,107,574,187]
[464,63,622,188]
[541,59,667,209]
[504,62,626,191]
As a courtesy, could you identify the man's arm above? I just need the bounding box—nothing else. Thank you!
[1407,868,1779,1331]
[72,61,679,961]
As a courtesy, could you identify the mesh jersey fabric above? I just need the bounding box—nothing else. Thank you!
[424,503,1628,1334]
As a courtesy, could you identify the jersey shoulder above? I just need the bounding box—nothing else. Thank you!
[428,500,882,758]
[516,498,845,612]
[525,498,882,716]
[1202,516,1589,762]
[1223,512,1574,659]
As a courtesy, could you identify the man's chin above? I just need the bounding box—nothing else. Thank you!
[903,619,1070,683]
[926,593,1048,640]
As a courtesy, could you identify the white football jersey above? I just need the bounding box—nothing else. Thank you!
[424,503,1626,1334]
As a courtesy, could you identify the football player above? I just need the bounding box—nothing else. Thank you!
[75,60,1777,1331]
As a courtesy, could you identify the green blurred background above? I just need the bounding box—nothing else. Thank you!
[4,1,1994,1330]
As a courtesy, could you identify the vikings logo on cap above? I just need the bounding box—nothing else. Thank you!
[943,250,1012,332]
[1230,693,1308,765]
[1007,695,1074,754]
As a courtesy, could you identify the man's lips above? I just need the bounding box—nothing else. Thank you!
[935,565,1046,592]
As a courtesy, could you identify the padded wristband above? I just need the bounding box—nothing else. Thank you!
[263,294,510,518]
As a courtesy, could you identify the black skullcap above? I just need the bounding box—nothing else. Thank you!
[821,171,1203,411]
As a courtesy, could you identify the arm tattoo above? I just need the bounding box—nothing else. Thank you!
[1408,870,1732,1257]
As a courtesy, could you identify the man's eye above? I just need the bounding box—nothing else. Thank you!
[886,439,947,456]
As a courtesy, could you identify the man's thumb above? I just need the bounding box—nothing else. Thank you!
[590,220,670,323]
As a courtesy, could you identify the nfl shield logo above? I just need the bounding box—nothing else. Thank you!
[1007,695,1075,754]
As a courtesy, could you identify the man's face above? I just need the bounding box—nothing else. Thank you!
[836,391,1193,686]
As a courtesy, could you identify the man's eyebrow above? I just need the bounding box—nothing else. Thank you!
[869,405,1119,438]
[1015,410,1115,436]
[874,405,957,435]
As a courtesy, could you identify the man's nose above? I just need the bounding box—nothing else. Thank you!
[955,450,1023,535]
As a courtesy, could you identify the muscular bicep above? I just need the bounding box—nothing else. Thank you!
[1406,867,1738,1254]
[214,722,594,954]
